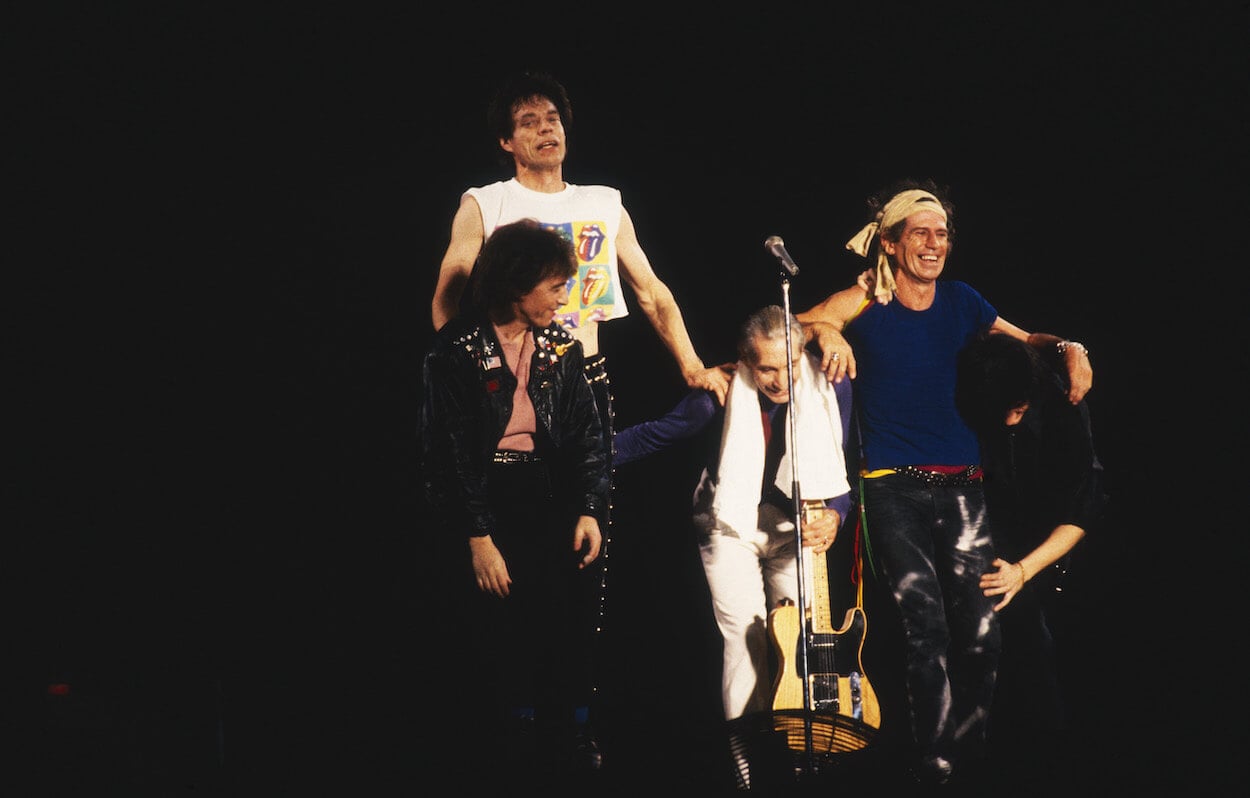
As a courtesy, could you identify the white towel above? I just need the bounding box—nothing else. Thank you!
[710,352,850,536]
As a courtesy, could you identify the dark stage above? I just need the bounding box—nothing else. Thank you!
[10,4,1241,796]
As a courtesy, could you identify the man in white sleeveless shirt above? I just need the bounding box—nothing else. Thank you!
[432,70,732,403]
[430,69,733,776]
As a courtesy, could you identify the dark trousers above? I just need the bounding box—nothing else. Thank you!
[465,460,599,760]
[862,473,1002,768]
[990,572,1070,779]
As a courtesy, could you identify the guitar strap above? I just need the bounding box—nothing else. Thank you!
[850,407,879,603]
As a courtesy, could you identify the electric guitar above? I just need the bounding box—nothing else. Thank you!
[769,500,880,753]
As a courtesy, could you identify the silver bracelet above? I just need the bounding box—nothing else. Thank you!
[1056,340,1089,357]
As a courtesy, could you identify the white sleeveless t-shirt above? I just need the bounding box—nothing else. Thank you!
[466,178,629,331]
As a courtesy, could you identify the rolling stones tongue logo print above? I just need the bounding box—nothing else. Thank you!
[581,266,608,305]
[552,220,616,331]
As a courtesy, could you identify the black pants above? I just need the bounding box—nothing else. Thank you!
[467,459,598,748]
[861,473,1001,770]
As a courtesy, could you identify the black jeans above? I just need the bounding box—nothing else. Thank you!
[471,459,598,739]
[862,472,1002,768]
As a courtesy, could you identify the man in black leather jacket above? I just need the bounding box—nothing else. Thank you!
[420,220,610,786]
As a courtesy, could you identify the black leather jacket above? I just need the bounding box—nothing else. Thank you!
[420,316,610,538]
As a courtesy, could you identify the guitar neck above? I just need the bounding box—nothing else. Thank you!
[811,548,835,634]
[803,500,836,634]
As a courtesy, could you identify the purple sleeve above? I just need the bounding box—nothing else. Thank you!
[825,493,853,527]
[614,390,719,467]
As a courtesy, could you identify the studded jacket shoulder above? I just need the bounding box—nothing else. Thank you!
[420,316,610,538]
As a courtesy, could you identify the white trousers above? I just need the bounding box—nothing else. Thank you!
[697,501,810,721]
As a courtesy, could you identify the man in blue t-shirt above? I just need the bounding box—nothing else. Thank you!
[797,180,1094,788]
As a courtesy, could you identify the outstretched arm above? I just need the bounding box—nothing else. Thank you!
[988,318,1094,404]
[614,389,719,467]
[431,196,486,331]
[980,524,1086,611]
[615,207,734,405]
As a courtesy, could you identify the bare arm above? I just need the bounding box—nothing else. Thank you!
[980,524,1086,611]
[796,285,867,383]
[988,318,1094,404]
[615,207,734,404]
[431,195,486,331]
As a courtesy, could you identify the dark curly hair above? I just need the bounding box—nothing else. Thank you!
[955,333,1044,435]
[486,70,573,168]
[470,219,577,319]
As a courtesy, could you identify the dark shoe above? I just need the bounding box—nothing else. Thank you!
[912,754,953,786]
[567,730,603,772]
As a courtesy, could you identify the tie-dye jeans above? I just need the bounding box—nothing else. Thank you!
[862,472,1002,771]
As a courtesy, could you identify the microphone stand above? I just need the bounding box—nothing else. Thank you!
[777,267,818,779]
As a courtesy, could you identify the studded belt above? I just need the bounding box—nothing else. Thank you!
[893,465,983,486]
[492,450,543,464]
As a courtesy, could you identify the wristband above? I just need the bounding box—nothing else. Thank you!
[1056,340,1088,358]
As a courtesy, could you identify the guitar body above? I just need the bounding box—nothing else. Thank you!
[770,604,880,727]
[768,502,880,753]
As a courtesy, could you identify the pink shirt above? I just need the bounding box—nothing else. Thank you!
[496,327,536,452]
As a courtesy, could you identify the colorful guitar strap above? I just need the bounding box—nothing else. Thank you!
[850,407,878,608]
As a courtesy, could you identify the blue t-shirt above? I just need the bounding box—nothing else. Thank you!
[844,280,997,469]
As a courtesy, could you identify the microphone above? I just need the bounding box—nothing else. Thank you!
[764,236,799,276]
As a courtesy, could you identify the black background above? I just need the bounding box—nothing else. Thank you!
[9,3,1243,794]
